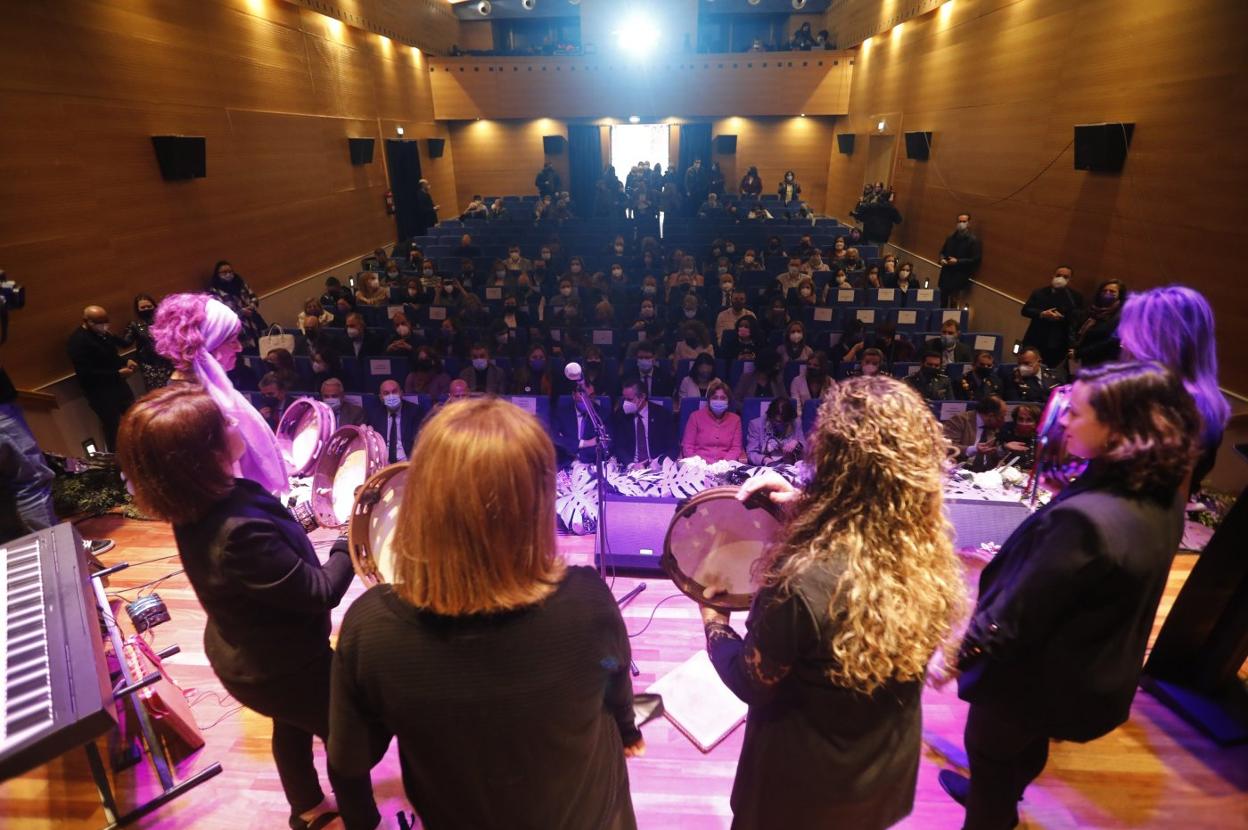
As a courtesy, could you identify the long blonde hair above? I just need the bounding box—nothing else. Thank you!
[392,397,565,614]
[763,375,966,694]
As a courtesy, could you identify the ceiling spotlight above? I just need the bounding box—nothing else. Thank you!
[476,1,491,15]
[629,115,641,123]
[521,0,536,9]
[396,126,405,136]
[792,0,808,8]
[877,119,886,131]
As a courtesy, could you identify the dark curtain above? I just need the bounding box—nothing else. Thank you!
[677,123,713,184]
[567,125,601,219]
[385,139,424,242]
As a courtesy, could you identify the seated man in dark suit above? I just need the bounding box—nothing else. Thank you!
[553,385,607,467]
[943,395,1008,471]
[368,379,421,465]
[610,379,676,469]
[632,342,674,399]
[1003,346,1058,404]
[457,343,508,395]
[321,377,365,428]
[343,312,386,359]
[960,351,1005,402]
[934,318,974,365]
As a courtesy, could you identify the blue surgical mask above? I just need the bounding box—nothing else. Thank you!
[529,358,546,372]
[941,334,957,347]
[472,358,488,371]
[709,399,729,415]
[323,397,341,410]
[637,358,654,372]
[383,394,401,409]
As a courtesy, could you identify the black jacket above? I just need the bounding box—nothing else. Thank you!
[957,473,1184,742]
[66,327,130,402]
[368,401,421,463]
[610,403,676,464]
[173,479,355,685]
[1021,286,1083,355]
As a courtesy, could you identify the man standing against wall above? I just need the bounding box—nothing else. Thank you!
[67,305,135,451]
[938,213,982,308]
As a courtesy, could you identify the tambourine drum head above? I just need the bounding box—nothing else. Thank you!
[312,426,384,528]
[662,486,783,612]
[348,464,406,585]
[277,399,332,477]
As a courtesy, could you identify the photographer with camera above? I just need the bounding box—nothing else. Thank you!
[851,183,904,245]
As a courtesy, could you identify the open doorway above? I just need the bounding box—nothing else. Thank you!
[610,123,670,178]
[865,133,896,190]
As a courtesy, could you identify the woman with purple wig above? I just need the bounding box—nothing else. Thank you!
[151,293,289,494]
[1118,284,1229,490]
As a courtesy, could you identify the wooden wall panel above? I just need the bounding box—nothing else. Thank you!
[447,119,571,213]
[711,117,839,213]
[427,53,853,120]
[825,0,1248,396]
[0,0,456,390]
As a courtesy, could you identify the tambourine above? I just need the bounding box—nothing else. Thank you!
[275,398,334,477]
[661,485,786,613]
[311,425,386,528]
[348,462,407,585]
[1030,384,1086,500]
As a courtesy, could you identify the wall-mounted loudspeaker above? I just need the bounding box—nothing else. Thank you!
[150,136,206,180]
[837,133,855,154]
[1074,123,1134,172]
[426,138,445,159]
[542,135,566,155]
[347,137,375,165]
[904,131,932,160]
[714,134,737,154]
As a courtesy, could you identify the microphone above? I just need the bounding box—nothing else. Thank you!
[563,361,583,384]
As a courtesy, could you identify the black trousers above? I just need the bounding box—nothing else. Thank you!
[223,654,380,830]
[963,703,1050,830]
[88,388,134,451]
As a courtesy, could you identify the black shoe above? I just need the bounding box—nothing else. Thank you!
[87,539,115,556]
[289,811,340,830]
[939,769,970,806]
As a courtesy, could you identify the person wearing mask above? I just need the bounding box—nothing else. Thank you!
[940,363,1200,828]
[671,290,707,329]
[942,395,1008,470]
[681,380,745,463]
[847,347,886,378]
[711,271,736,311]
[904,352,953,401]
[555,384,607,466]
[264,348,299,392]
[120,294,172,391]
[793,278,819,311]
[739,165,764,197]
[739,248,764,273]
[960,351,1005,403]
[510,345,554,397]
[790,351,832,405]
[891,261,917,293]
[535,161,561,197]
[297,297,335,333]
[727,315,763,364]
[700,377,965,829]
[208,260,266,351]
[384,312,418,357]
[1070,278,1127,369]
[707,161,726,197]
[777,171,802,217]
[381,259,403,285]
[67,305,136,450]
[746,396,805,467]
[1003,346,1058,404]
[699,191,726,219]
[413,178,438,237]
[842,247,865,273]
[995,403,1041,470]
[320,378,365,428]
[853,188,903,245]
[673,320,715,367]
[631,296,660,333]
[859,266,884,292]
[938,213,982,308]
[116,387,379,830]
[487,198,508,221]
[505,245,533,277]
[576,346,618,399]
[368,379,419,465]
[734,354,787,402]
[309,347,342,393]
[776,258,806,295]
[300,315,346,359]
[460,196,488,222]
[632,342,674,398]
[684,158,709,216]
[362,247,389,271]
[257,372,293,431]
[935,319,973,365]
[1021,266,1083,369]
[666,255,703,299]
[611,379,676,468]
[403,347,452,398]
[807,251,830,275]
[778,321,813,368]
[458,344,507,395]
[716,292,753,345]
[679,353,720,402]
[344,312,385,359]
[1118,285,1229,492]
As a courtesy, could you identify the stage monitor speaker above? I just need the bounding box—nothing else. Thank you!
[347,137,375,165]
[904,131,932,160]
[150,136,206,180]
[837,133,855,154]
[594,495,679,574]
[715,134,738,154]
[1074,122,1134,172]
[543,135,566,155]
[944,499,1032,550]
[426,137,445,159]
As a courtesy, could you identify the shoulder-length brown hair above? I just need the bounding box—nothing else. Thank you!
[392,397,564,614]
[116,386,236,525]
[1076,361,1201,502]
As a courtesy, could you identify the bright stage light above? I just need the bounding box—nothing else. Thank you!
[629,115,641,123]
[614,14,660,54]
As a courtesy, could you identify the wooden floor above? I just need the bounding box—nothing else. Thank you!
[2,514,1246,830]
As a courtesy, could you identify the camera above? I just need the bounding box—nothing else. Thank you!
[0,270,26,344]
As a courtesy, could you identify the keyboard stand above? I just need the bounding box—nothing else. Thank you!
[84,564,222,829]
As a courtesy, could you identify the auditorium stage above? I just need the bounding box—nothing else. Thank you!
[1,514,1245,830]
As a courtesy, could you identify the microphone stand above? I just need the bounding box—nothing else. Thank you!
[577,385,612,582]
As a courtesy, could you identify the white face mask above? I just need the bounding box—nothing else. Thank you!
[396,326,411,337]
[1051,276,1069,289]
[1018,363,1039,378]
[472,358,488,371]
[383,394,401,409]
[789,332,803,343]
[347,327,362,339]
[560,287,573,297]
[956,221,969,231]
[622,399,639,415]
[324,397,341,410]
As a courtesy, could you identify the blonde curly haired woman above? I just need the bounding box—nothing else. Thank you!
[700,374,967,829]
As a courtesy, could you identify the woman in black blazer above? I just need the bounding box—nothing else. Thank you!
[940,361,1201,829]
[116,385,378,830]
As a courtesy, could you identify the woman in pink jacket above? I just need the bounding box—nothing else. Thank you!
[681,380,746,464]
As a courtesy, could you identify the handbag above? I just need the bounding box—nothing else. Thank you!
[258,323,295,356]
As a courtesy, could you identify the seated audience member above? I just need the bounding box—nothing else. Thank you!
[321,378,365,428]
[404,346,452,398]
[344,313,385,358]
[842,247,865,273]
[554,385,605,465]
[726,316,763,363]
[1071,278,1127,369]
[297,297,334,333]
[511,345,555,397]
[328,399,641,830]
[301,314,345,358]
[422,378,472,424]
[309,347,341,392]
[381,259,403,285]
[1021,265,1083,369]
[793,278,819,310]
[355,272,389,307]
[872,321,917,368]
[907,352,956,401]
[320,276,349,308]
[682,381,745,463]
[593,298,616,328]
[746,396,805,467]
[960,351,1005,402]
[454,234,482,261]
[486,198,508,221]
[667,256,703,296]
[778,321,814,368]
[502,290,535,333]
[738,248,764,272]
[674,320,716,365]
[1003,346,1058,403]
[362,246,389,270]
[821,269,854,303]
[257,372,292,431]
[891,261,918,293]
[459,293,490,331]
[461,197,488,221]
[699,192,727,218]
[996,403,1041,469]
[935,319,973,365]
[671,292,707,330]
[679,353,720,401]
[264,347,299,390]
[712,272,737,311]
[831,237,848,261]
[943,395,1008,470]
[791,351,833,405]
[631,297,660,332]
[458,343,507,395]
[384,312,418,356]
[505,245,533,277]
[611,379,676,468]
[486,260,509,289]
[859,266,884,291]
[369,379,420,465]
[716,292,754,345]
[633,342,674,398]
[735,354,786,401]
[432,276,467,310]
[776,258,806,294]
[489,321,524,363]
[807,251,831,274]
[577,347,618,399]
[845,347,886,379]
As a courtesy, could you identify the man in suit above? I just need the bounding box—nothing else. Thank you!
[938,212,982,308]
[458,343,507,395]
[320,378,365,428]
[632,342,674,399]
[1003,346,1058,404]
[934,318,974,365]
[369,379,420,465]
[554,385,607,466]
[1020,266,1083,369]
[610,379,675,468]
[343,312,386,359]
[943,396,1008,471]
[66,305,136,450]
